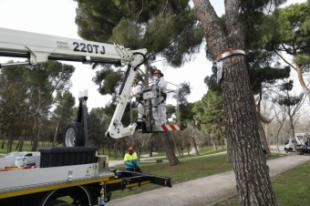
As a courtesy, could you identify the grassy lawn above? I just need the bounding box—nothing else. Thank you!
[215,161,310,206]
[112,154,232,199]
[0,140,55,154]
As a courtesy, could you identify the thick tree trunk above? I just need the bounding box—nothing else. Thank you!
[194,0,278,205]
[160,133,179,166]
[222,57,277,205]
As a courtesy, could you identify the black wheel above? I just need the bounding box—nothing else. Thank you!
[42,187,91,206]
[64,122,85,147]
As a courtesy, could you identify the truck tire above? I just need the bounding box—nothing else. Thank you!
[42,186,91,206]
[64,122,85,147]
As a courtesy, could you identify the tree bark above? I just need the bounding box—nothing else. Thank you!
[222,57,277,205]
[275,120,286,153]
[160,133,179,166]
[289,115,295,138]
[194,0,278,205]
[32,88,42,151]
[257,119,271,156]
[191,130,200,155]
[32,117,41,151]
[6,133,13,153]
[295,64,310,101]
[1,138,5,149]
[53,121,60,146]
[256,91,271,156]
[149,139,154,157]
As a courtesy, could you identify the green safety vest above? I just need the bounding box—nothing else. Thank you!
[124,152,139,169]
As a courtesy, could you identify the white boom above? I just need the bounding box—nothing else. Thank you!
[0,27,146,139]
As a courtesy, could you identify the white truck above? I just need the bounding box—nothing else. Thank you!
[0,27,172,206]
[284,132,310,153]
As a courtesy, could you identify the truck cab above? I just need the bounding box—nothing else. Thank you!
[284,132,310,153]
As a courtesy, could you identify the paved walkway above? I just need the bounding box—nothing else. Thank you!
[109,155,310,206]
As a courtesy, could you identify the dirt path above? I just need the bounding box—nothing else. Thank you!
[108,155,310,206]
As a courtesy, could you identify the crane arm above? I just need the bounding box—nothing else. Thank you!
[0,27,147,139]
[0,27,141,66]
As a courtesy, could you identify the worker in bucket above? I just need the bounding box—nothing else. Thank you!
[132,80,147,132]
[124,146,141,172]
[152,68,167,126]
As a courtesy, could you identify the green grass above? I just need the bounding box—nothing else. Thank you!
[199,145,227,154]
[0,140,55,153]
[112,154,232,199]
[112,153,285,200]
[215,161,310,206]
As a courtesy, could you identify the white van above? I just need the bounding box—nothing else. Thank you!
[284,132,310,152]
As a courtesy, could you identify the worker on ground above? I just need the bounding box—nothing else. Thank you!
[152,68,167,126]
[124,146,141,172]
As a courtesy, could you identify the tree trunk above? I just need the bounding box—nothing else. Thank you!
[121,139,127,158]
[32,88,42,151]
[17,137,24,152]
[222,56,277,205]
[53,121,60,146]
[191,133,200,156]
[149,140,154,157]
[296,64,310,101]
[289,115,295,138]
[257,120,271,156]
[186,146,190,156]
[160,133,179,166]
[256,92,271,156]
[32,117,41,151]
[6,133,13,153]
[113,142,118,159]
[194,1,278,205]
[1,138,5,149]
[16,132,25,151]
[275,120,285,153]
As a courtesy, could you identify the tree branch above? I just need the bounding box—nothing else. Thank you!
[193,0,228,58]
[224,0,245,49]
[274,49,297,71]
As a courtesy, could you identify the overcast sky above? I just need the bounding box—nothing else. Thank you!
[0,0,307,109]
